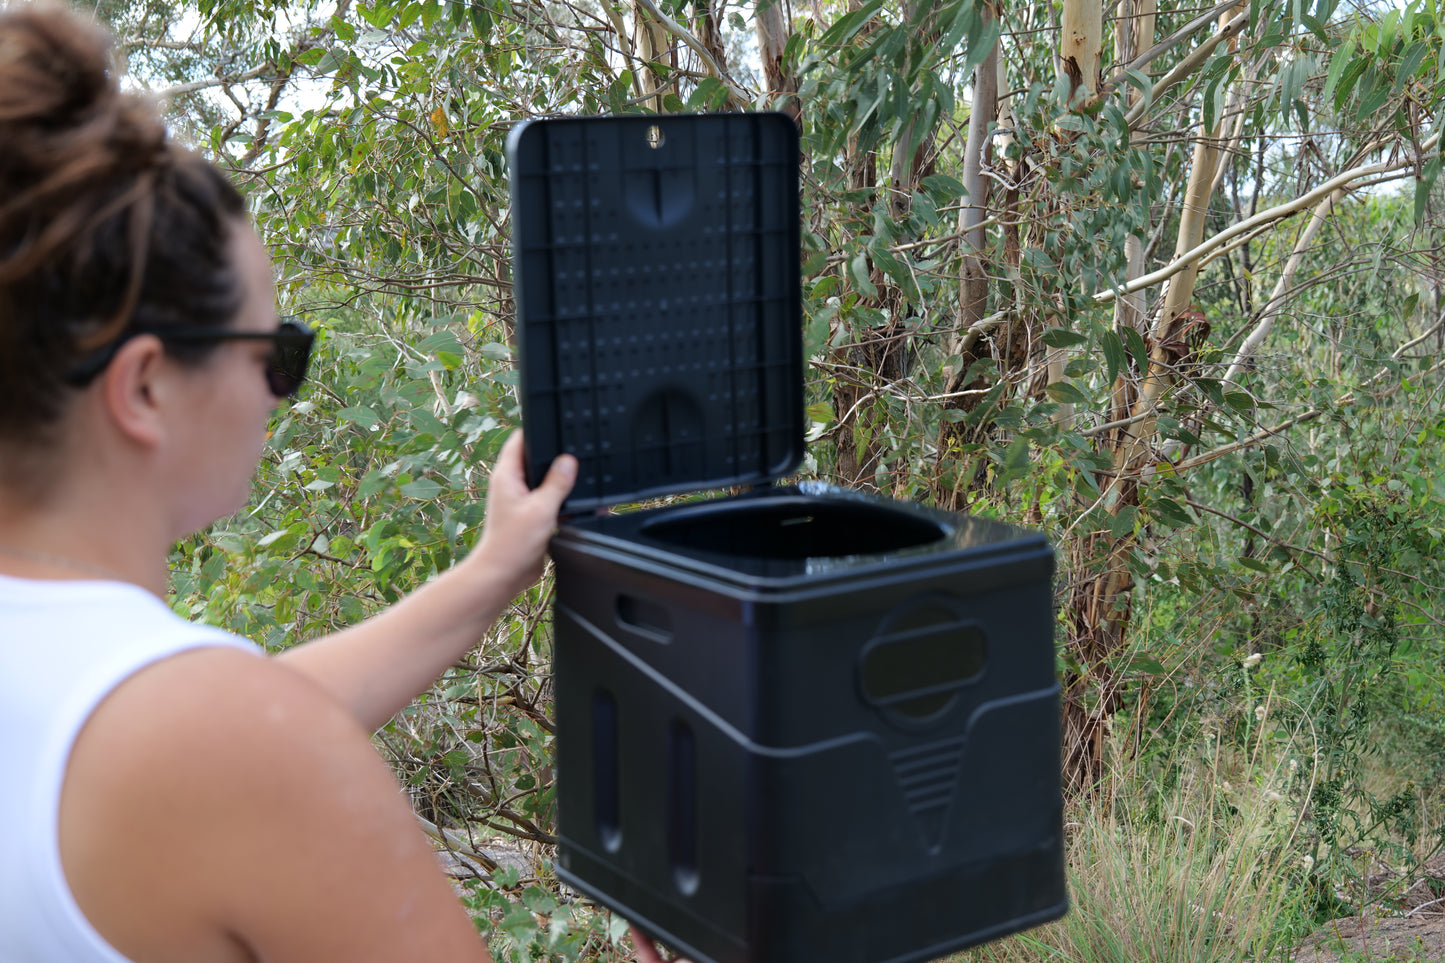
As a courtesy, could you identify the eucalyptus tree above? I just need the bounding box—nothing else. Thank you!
[119,0,1445,822]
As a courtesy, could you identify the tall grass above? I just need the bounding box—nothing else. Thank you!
[957,695,1318,962]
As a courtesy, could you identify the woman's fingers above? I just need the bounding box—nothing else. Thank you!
[491,431,575,502]
[627,925,690,963]
[536,448,578,501]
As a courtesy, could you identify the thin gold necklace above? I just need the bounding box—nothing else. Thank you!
[0,543,130,583]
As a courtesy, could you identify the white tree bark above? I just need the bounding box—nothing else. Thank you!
[1060,0,1103,99]
[1222,188,1345,388]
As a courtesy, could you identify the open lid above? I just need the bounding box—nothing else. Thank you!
[508,113,803,514]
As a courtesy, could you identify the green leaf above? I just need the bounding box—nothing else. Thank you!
[313,47,346,75]
[1415,155,1441,225]
[687,76,729,110]
[1122,326,1149,376]
[963,13,1001,74]
[400,478,444,499]
[499,905,537,943]
[1122,67,1152,103]
[1124,654,1167,676]
[1396,40,1429,94]
[1333,55,1371,110]
[869,242,912,295]
[1100,330,1126,384]
[1042,327,1088,348]
[936,5,975,74]
[418,330,463,354]
[1223,390,1257,411]
[1046,381,1090,405]
[1238,556,1271,573]
[817,0,882,48]
[921,173,966,198]
[1108,505,1138,538]
[1150,497,1197,529]
[1357,74,1391,119]
[1299,12,1329,43]
[358,470,390,498]
[338,406,379,429]
[849,251,878,298]
[522,885,560,915]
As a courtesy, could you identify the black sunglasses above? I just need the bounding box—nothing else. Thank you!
[65,319,315,398]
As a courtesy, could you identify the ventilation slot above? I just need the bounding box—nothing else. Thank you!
[593,688,621,852]
[667,719,699,895]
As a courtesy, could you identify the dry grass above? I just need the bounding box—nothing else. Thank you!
[951,709,1316,963]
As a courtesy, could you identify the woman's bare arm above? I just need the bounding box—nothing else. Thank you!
[277,431,576,732]
[61,646,493,963]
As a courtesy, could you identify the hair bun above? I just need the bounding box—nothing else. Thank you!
[0,4,168,194]
[0,6,114,137]
[0,2,247,458]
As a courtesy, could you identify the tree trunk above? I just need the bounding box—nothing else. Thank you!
[635,2,673,112]
[833,127,881,487]
[1061,2,1240,795]
[932,6,999,507]
[756,0,798,117]
[1060,0,1103,101]
[695,0,731,85]
[954,6,998,370]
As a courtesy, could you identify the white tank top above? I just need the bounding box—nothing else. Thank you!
[0,574,259,962]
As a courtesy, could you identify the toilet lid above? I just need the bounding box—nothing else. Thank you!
[508,113,804,514]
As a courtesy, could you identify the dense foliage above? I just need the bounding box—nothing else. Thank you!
[93,0,1445,956]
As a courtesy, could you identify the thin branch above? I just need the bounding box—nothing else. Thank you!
[1094,139,1440,305]
[631,0,751,108]
[1124,9,1248,128]
[1112,0,1243,82]
[955,308,1010,357]
[156,63,272,99]
[1222,188,1345,387]
[1171,351,1445,473]
[1080,409,1153,439]
[1170,408,1326,472]
[1183,496,1329,562]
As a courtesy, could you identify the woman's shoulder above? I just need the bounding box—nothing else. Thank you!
[59,648,491,963]
[0,575,254,676]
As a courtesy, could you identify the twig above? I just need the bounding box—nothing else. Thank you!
[1080,409,1153,439]
[631,0,751,108]
[1110,1,1246,85]
[1183,496,1329,563]
[1124,10,1249,128]
[1405,896,1445,918]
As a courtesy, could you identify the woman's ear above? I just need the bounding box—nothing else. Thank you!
[99,334,168,449]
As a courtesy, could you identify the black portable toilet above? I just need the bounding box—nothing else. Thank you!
[508,113,1066,963]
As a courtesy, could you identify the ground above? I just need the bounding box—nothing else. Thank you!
[1293,854,1445,962]
[1293,915,1445,962]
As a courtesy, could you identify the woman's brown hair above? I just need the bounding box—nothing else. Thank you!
[0,3,247,449]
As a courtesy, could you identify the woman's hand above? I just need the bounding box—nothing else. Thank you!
[628,925,692,963]
[471,431,577,598]
[275,430,575,732]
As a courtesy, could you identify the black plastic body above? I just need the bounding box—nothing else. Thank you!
[507,114,803,514]
[550,484,1067,963]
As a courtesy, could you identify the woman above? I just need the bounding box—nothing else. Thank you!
[0,6,584,960]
